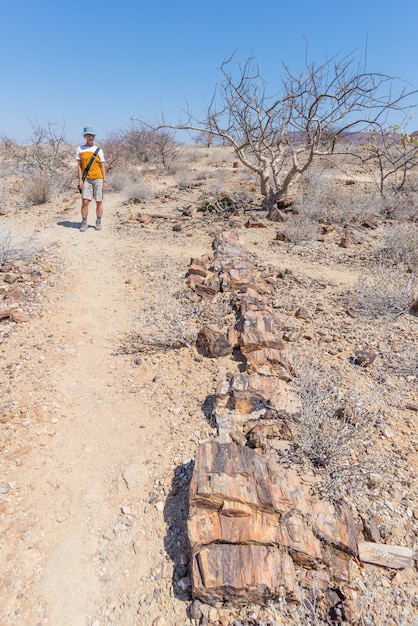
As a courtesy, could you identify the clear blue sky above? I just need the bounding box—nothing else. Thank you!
[1,0,417,143]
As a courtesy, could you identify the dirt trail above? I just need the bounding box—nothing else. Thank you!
[0,196,213,625]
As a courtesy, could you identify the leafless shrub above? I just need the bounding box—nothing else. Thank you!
[295,169,383,226]
[104,123,179,171]
[378,222,418,268]
[196,191,254,214]
[353,263,417,316]
[23,173,52,206]
[194,168,212,181]
[282,215,321,243]
[130,274,201,351]
[175,169,198,190]
[0,225,36,264]
[293,354,382,497]
[1,123,73,203]
[107,167,140,193]
[124,182,155,203]
[274,576,418,626]
[0,227,13,264]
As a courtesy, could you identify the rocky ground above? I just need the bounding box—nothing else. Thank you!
[0,148,417,625]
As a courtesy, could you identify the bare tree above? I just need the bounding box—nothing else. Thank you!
[150,52,416,208]
[351,125,418,203]
[102,122,179,171]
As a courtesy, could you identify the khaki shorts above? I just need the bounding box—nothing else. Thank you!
[82,178,104,201]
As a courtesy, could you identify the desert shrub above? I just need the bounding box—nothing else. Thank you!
[194,168,212,181]
[104,124,179,171]
[0,226,36,264]
[175,170,198,190]
[353,263,417,316]
[378,222,418,268]
[196,191,254,214]
[0,227,13,264]
[124,182,155,203]
[282,215,321,243]
[107,167,140,193]
[293,354,381,496]
[295,169,383,226]
[205,169,230,195]
[23,173,52,206]
[129,274,201,351]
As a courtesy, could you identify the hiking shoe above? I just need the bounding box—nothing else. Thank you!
[80,221,88,232]
[95,221,102,231]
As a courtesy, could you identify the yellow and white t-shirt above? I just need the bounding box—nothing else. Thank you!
[76,145,105,179]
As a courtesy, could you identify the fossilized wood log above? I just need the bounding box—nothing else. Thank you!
[358,541,412,569]
[235,309,284,354]
[189,442,295,515]
[310,499,358,556]
[227,374,301,419]
[192,544,299,606]
[196,325,233,357]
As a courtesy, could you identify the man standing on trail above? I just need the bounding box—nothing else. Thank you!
[76,127,107,232]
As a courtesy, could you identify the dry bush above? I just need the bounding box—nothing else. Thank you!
[353,263,417,317]
[129,274,201,351]
[194,167,213,181]
[293,353,383,498]
[0,226,36,264]
[204,169,230,195]
[23,173,52,206]
[103,124,179,171]
[196,191,254,214]
[123,182,155,203]
[295,169,383,226]
[107,167,140,193]
[282,215,321,243]
[378,222,418,268]
[174,169,199,190]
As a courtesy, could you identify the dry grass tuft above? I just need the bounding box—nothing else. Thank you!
[353,263,417,317]
[128,274,201,351]
[292,353,384,498]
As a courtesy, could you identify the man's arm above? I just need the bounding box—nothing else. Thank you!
[77,160,83,189]
[100,162,107,189]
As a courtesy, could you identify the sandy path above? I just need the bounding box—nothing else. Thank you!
[0,197,206,625]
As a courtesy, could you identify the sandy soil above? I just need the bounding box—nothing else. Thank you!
[0,191,220,626]
[0,155,417,625]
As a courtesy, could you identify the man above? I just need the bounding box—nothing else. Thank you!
[76,127,107,231]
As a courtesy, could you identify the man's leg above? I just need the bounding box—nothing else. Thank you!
[81,198,90,219]
[80,198,90,231]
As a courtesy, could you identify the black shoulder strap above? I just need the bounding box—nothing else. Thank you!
[82,147,100,181]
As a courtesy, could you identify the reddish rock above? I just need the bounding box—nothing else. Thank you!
[410,298,418,315]
[266,208,286,222]
[197,325,233,357]
[188,263,208,277]
[275,231,290,242]
[138,213,153,224]
[227,374,301,419]
[192,544,299,606]
[236,309,284,354]
[295,306,311,321]
[186,274,204,289]
[11,311,29,323]
[352,349,376,367]
[310,500,358,556]
[245,216,267,228]
[358,542,412,569]
[340,231,353,248]
[361,515,382,543]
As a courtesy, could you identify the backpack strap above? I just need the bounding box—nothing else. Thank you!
[82,147,100,181]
